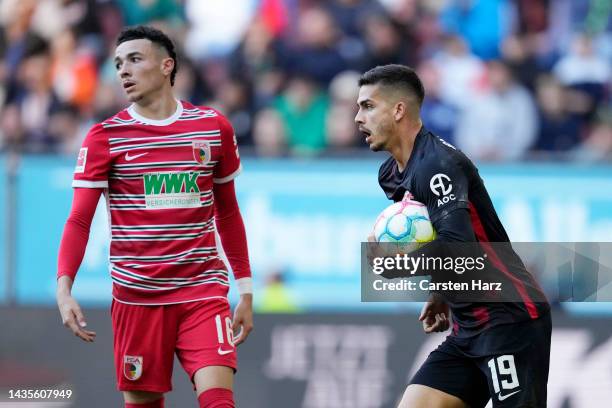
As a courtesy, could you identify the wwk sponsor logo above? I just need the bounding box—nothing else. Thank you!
[142,172,201,209]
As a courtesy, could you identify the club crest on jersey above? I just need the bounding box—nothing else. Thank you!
[192,141,211,165]
[124,355,143,381]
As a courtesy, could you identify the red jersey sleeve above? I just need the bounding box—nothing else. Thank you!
[213,113,242,184]
[72,123,111,188]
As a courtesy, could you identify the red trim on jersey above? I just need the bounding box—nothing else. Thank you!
[213,181,251,280]
[468,202,539,319]
[472,306,490,325]
[57,188,103,280]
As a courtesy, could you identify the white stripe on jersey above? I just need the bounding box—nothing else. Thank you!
[124,256,218,267]
[112,264,227,283]
[111,220,214,231]
[110,246,217,262]
[108,197,213,210]
[112,276,229,291]
[113,161,216,170]
[110,140,194,154]
[108,191,213,202]
[111,229,214,241]
[110,139,221,154]
[109,130,221,145]
[109,170,214,180]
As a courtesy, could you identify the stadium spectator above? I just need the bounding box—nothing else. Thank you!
[574,108,612,162]
[273,74,331,155]
[184,0,257,60]
[252,108,287,157]
[455,60,537,161]
[50,28,98,111]
[553,33,609,119]
[432,35,485,109]
[115,0,183,27]
[276,7,349,86]
[361,14,410,69]
[3,36,62,152]
[501,34,542,91]
[48,103,86,155]
[417,60,459,146]
[439,0,513,60]
[326,70,362,150]
[533,74,582,153]
[214,76,256,147]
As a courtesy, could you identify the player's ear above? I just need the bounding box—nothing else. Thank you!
[161,57,174,79]
[393,101,407,122]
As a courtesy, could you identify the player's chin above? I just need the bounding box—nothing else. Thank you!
[368,141,383,152]
[124,90,141,102]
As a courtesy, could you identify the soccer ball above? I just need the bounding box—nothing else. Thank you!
[372,200,436,244]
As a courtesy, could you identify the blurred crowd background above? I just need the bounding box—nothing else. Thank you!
[0,0,609,161]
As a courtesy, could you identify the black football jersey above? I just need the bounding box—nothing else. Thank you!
[378,126,549,337]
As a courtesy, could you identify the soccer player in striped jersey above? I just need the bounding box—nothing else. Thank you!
[56,26,251,408]
[357,65,551,408]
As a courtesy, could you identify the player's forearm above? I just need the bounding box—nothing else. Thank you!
[213,181,252,293]
[57,188,102,281]
[217,209,252,281]
[56,275,74,296]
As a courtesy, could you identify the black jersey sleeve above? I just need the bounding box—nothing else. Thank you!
[432,208,476,242]
[412,154,470,224]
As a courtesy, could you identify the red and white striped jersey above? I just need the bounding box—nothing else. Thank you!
[72,100,241,305]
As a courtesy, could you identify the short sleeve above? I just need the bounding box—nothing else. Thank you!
[72,124,111,188]
[213,113,242,184]
[413,155,469,224]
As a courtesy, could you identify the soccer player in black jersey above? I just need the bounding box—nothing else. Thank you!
[356,64,551,408]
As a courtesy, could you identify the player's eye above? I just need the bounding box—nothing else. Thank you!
[131,57,141,62]
[115,62,121,70]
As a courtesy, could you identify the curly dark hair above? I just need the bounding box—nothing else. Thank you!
[117,25,178,86]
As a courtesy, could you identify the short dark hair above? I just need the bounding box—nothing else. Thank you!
[117,25,178,86]
[358,64,425,106]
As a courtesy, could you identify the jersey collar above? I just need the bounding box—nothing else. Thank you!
[127,99,183,126]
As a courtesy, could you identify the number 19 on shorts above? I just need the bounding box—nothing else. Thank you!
[487,355,519,394]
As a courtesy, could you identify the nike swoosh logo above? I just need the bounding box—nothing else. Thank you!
[125,152,148,161]
[498,390,521,401]
[217,347,234,355]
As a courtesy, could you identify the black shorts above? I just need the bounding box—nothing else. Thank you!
[411,312,552,407]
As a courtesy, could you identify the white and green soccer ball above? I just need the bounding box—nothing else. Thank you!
[373,200,436,244]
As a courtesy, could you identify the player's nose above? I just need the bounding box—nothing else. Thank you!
[354,111,364,125]
[118,65,131,78]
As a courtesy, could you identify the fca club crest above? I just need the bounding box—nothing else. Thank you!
[192,141,211,165]
[124,355,143,381]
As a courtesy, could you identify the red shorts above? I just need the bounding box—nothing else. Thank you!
[111,297,237,393]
